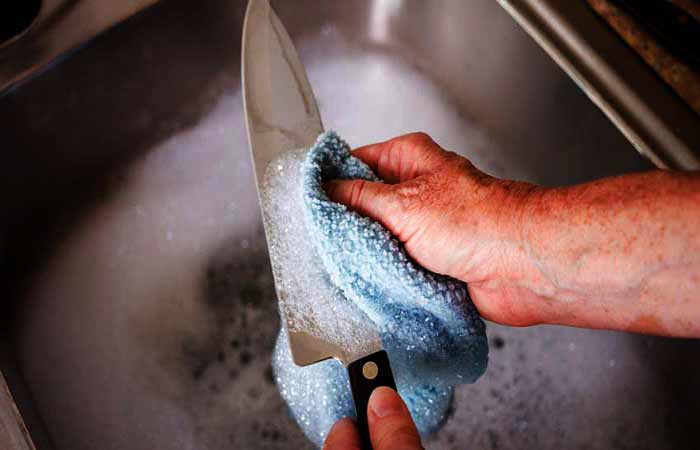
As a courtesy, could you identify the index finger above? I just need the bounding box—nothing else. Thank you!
[353,132,449,183]
[323,418,362,450]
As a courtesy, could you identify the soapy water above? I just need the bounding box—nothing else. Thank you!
[261,132,488,447]
[272,331,453,446]
[302,132,488,389]
[301,29,511,179]
[261,147,381,364]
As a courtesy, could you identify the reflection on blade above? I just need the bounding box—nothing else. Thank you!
[260,148,382,367]
[242,0,323,184]
[242,0,380,367]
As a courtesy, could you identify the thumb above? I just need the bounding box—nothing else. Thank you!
[368,387,423,450]
[324,179,397,226]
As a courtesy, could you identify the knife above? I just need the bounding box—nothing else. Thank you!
[241,1,397,448]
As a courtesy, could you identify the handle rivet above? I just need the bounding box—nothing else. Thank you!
[362,361,379,380]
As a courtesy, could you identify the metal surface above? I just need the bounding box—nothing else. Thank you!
[499,0,700,170]
[0,372,35,450]
[609,0,700,65]
[243,0,381,367]
[0,0,159,94]
[1,0,697,449]
[242,0,324,182]
[0,0,42,50]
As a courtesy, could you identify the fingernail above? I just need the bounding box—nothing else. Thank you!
[368,387,404,418]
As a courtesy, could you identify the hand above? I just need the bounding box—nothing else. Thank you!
[323,387,423,450]
[325,132,546,327]
[326,132,700,337]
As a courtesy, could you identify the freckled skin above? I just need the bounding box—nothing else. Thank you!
[326,132,700,337]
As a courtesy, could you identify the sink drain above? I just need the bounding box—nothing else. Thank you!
[0,0,42,47]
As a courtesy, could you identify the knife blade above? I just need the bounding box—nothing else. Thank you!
[241,1,396,448]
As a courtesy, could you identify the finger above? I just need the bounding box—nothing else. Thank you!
[324,179,398,227]
[323,418,362,450]
[353,132,449,183]
[368,387,423,450]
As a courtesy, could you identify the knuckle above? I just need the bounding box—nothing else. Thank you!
[393,180,429,214]
[447,155,472,174]
[405,132,435,153]
[406,131,432,144]
[451,152,475,170]
[390,132,433,151]
[378,144,400,176]
[436,151,477,179]
[348,179,368,208]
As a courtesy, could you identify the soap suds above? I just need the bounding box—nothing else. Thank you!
[263,132,488,447]
[261,148,381,365]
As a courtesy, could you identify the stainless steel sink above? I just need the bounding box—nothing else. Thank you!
[0,0,160,94]
[1,0,697,449]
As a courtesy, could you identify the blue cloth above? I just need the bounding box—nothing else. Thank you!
[272,131,488,447]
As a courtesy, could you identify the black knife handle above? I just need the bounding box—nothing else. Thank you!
[347,350,397,450]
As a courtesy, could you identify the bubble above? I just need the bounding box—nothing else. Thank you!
[263,132,489,448]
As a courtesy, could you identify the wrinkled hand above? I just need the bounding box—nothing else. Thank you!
[325,132,546,327]
[323,387,423,450]
[326,132,700,337]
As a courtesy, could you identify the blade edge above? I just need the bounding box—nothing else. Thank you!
[244,1,376,367]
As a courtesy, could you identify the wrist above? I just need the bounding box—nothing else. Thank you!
[457,181,558,325]
[505,184,563,322]
[498,181,549,281]
[516,186,602,325]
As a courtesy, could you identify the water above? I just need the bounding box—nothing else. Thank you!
[261,132,488,447]
[260,147,380,365]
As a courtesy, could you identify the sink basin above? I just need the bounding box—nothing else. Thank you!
[1,0,697,449]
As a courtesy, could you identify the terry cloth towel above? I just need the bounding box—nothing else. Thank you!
[271,131,488,447]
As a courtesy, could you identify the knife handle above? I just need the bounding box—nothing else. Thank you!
[347,350,397,450]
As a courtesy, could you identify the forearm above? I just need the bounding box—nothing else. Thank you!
[521,170,700,337]
[325,132,700,336]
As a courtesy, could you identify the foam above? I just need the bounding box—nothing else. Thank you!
[264,132,488,447]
